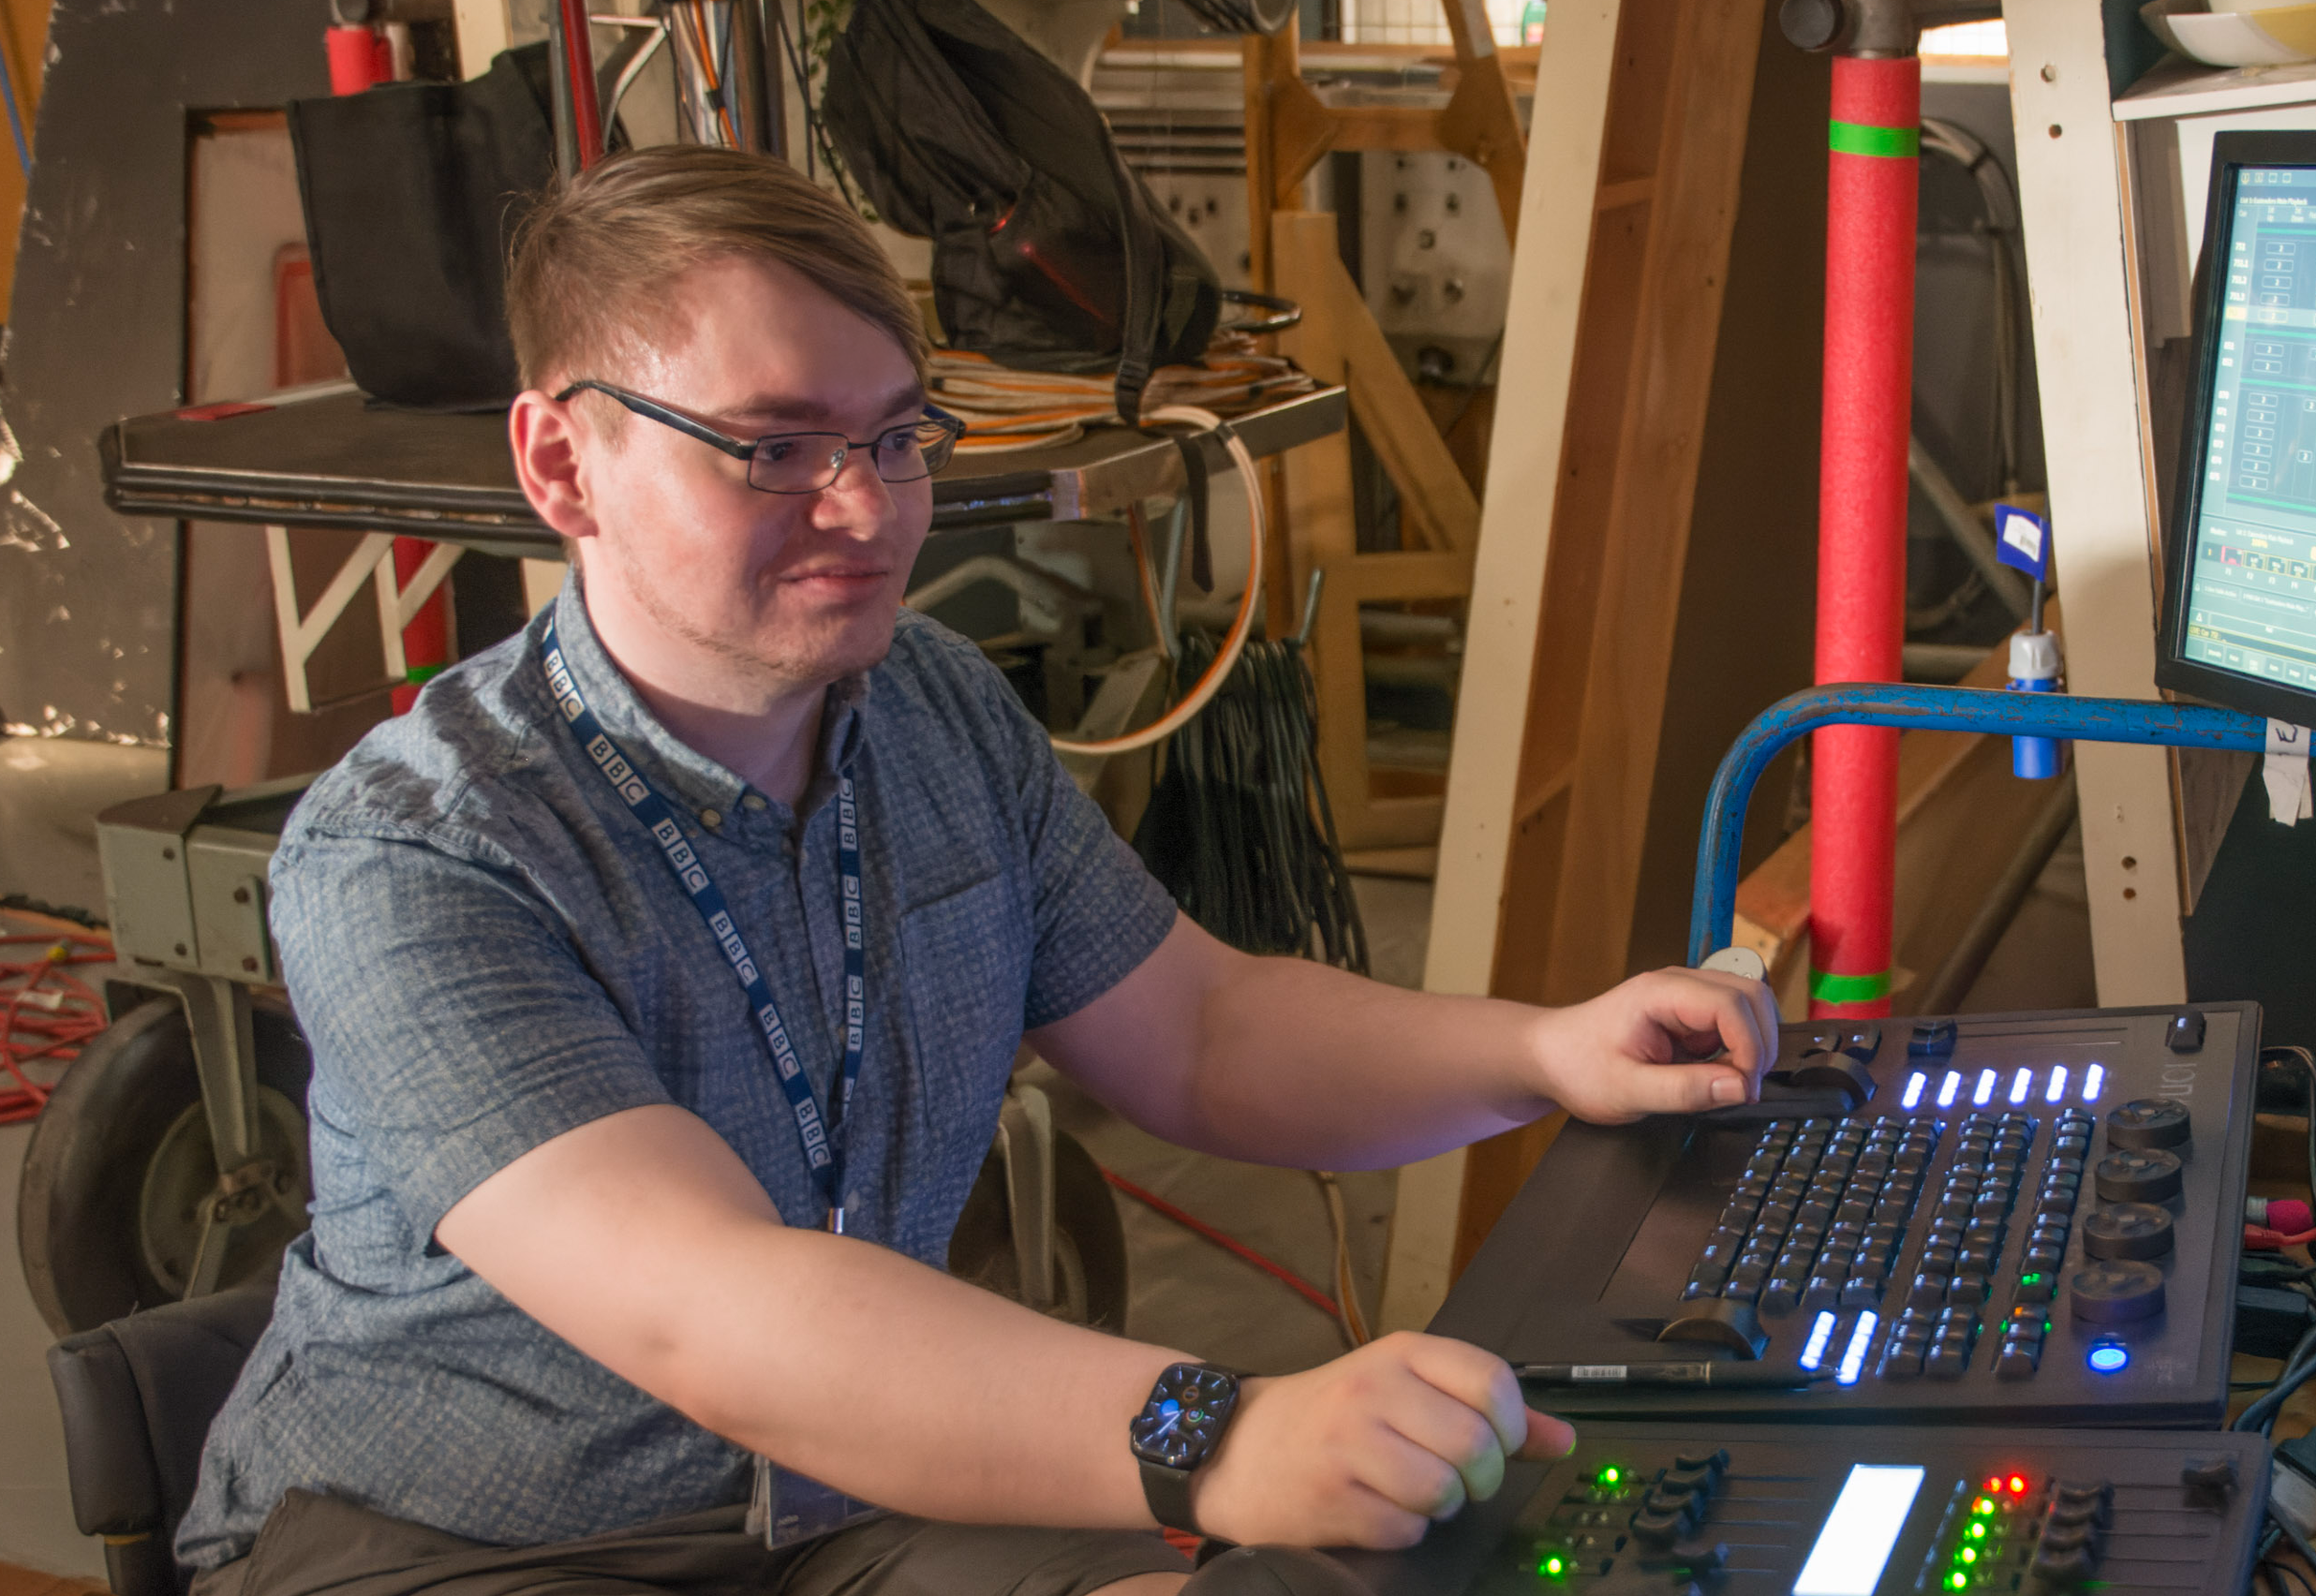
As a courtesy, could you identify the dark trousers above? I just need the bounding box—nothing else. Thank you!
[191,1490,1192,1596]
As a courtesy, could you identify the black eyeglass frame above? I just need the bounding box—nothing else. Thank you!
[555,378,967,495]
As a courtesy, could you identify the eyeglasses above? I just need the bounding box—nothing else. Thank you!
[556,379,967,495]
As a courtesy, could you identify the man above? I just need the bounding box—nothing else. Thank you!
[178,145,1777,1596]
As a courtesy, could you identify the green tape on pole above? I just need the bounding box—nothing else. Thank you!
[1828,120,1920,158]
[1809,967,1893,1004]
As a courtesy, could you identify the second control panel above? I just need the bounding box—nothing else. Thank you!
[1429,1006,2257,1426]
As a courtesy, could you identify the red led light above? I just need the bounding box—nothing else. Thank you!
[1983,1476,2003,1493]
[2008,1476,2028,1496]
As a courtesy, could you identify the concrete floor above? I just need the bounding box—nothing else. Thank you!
[0,1118,103,1579]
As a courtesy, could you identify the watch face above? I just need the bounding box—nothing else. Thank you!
[1130,1363,1240,1470]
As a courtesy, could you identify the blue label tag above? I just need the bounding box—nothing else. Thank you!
[1995,505,2051,581]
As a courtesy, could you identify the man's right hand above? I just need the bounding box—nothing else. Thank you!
[1187,1332,1576,1549]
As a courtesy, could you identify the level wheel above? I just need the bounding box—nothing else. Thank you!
[948,1127,1128,1334]
[18,997,311,1337]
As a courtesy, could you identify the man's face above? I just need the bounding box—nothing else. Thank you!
[570,255,931,694]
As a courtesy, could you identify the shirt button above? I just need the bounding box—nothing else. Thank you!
[700,808,723,830]
[742,794,767,811]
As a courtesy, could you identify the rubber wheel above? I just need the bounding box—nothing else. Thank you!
[18,996,312,1338]
[948,1127,1128,1334]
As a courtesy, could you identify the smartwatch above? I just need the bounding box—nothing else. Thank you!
[1130,1361,1242,1533]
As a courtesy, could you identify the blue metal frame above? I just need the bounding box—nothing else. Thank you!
[1687,684,2271,968]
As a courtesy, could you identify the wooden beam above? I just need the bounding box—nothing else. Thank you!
[1531,0,1767,1012]
[1275,212,1481,555]
[2001,2,2187,1001]
[1381,0,1626,1337]
[1435,52,1527,244]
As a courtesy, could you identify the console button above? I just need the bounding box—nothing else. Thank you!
[2029,1546,2100,1584]
[2047,1497,2112,1531]
[1671,1448,1730,1475]
[1670,1540,1729,1577]
[1627,1507,1689,1548]
[2183,1456,2238,1504]
[1642,1485,1701,1517]
[2106,1098,2191,1151]
[1878,1343,1923,1378]
[2082,1203,2175,1262]
[2069,1261,2166,1323]
[2093,1148,2184,1204]
[2166,1010,2206,1053]
[1909,1019,1958,1059]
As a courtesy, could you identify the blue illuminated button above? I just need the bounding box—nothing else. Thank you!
[2087,1343,2130,1374]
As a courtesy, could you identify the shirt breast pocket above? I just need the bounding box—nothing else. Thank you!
[899,873,1026,1087]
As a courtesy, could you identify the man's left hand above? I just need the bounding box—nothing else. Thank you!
[1526,967,1779,1125]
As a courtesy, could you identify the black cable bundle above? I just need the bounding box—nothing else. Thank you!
[1133,632,1369,973]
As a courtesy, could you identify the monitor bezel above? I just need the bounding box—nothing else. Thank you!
[2155,129,2316,727]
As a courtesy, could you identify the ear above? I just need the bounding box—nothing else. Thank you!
[509,389,603,544]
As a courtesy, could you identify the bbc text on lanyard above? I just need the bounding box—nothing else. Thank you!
[541,612,868,1233]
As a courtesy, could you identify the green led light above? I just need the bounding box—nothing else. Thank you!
[1972,1499,1995,1515]
[1960,1548,1979,1565]
[1967,1523,1987,1541]
[1598,1467,1622,1487]
[1948,1574,1969,1590]
[1540,1556,1566,1579]
[2020,1273,2043,1286]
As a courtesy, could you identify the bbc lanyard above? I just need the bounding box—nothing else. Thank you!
[541,613,868,1234]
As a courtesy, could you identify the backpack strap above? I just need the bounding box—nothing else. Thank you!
[1100,134,1168,425]
[1153,419,1238,597]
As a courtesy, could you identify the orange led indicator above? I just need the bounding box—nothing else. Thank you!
[1982,1476,2002,1493]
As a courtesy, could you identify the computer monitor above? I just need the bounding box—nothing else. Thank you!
[2157,130,2316,726]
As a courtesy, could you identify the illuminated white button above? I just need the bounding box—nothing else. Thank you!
[1937,1071,1962,1109]
[1836,1311,1878,1387]
[1801,1310,1838,1371]
[2084,1063,2106,1101]
[1901,1073,1927,1110]
[2010,1068,2032,1104]
[1973,1070,1996,1106]
[2046,1065,2069,1103]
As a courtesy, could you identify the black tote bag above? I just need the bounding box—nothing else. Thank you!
[287,45,556,411]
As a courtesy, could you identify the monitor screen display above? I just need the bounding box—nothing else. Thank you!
[2163,151,2316,721]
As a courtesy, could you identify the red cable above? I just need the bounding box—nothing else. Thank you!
[2247,1223,2316,1251]
[0,938,110,1126]
[1101,1167,1342,1321]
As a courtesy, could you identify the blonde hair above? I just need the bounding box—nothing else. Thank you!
[506,145,927,392]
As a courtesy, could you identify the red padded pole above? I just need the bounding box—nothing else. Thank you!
[1809,54,1919,1019]
[324,25,388,96]
[559,0,604,169]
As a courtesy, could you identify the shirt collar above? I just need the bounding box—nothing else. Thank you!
[547,569,872,821]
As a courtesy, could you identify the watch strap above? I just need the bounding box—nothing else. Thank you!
[1139,1456,1200,1534]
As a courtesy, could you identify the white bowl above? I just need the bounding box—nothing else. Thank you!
[2165,7,2316,64]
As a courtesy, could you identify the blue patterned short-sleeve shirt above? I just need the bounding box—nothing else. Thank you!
[175,576,1179,1568]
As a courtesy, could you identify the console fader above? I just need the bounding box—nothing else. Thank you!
[1431,1005,2258,1426]
[1324,1424,2270,1596]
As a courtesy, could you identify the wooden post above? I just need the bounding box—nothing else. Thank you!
[1385,0,1822,1326]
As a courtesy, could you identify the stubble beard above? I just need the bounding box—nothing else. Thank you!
[618,542,898,693]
